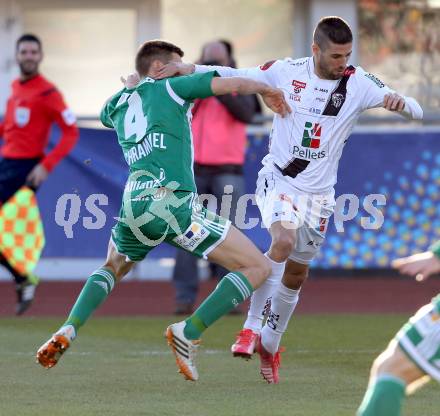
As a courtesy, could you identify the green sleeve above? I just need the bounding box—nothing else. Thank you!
[100,88,128,128]
[168,71,218,101]
[100,99,114,129]
[431,240,440,259]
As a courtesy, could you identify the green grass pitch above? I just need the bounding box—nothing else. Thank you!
[0,315,438,416]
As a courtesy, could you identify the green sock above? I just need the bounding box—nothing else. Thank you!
[357,375,406,416]
[184,271,254,340]
[62,268,116,333]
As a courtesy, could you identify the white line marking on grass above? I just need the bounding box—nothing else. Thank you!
[293,349,380,354]
[2,348,381,357]
[132,349,226,356]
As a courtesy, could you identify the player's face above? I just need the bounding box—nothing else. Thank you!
[313,41,352,80]
[16,41,42,77]
[201,42,229,66]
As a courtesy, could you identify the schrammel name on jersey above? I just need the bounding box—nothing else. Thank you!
[124,133,167,165]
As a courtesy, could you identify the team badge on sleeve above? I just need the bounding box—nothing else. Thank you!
[62,108,77,125]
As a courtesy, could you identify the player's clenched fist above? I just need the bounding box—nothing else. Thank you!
[121,73,141,89]
[383,93,405,112]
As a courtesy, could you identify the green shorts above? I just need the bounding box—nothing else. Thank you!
[111,189,231,262]
[396,294,440,381]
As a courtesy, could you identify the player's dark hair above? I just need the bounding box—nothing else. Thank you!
[218,39,237,68]
[136,40,184,75]
[16,33,42,51]
[313,16,352,50]
[218,39,233,58]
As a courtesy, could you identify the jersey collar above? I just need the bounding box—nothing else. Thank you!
[139,77,155,85]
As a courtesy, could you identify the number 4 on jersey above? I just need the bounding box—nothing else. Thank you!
[124,91,148,143]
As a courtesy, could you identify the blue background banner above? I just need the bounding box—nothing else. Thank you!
[38,127,440,268]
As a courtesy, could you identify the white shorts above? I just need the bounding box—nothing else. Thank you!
[255,168,335,265]
[396,297,440,382]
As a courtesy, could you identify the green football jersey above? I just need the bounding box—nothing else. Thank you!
[100,71,218,192]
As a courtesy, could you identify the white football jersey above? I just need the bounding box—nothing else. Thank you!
[195,58,423,194]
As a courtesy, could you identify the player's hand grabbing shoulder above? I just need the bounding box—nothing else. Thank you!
[155,63,195,80]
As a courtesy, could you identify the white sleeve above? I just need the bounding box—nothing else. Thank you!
[357,67,423,120]
[400,97,423,120]
[194,59,281,87]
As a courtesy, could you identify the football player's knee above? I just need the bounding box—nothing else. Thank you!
[103,261,126,282]
[371,353,386,375]
[372,349,399,377]
[283,268,308,289]
[259,256,272,280]
[272,233,295,260]
[244,256,271,289]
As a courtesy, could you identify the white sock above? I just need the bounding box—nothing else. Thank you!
[260,283,300,354]
[56,324,77,342]
[243,253,286,333]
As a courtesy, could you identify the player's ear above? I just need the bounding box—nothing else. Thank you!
[150,59,161,70]
[311,43,320,55]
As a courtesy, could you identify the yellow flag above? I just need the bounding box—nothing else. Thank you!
[0,187,45,275]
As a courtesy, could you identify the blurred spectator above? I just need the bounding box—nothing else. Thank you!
[172,39,261,314]
[0,34,78,314]
[359,0,440,111]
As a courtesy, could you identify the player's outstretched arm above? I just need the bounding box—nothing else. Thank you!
[155,60,280,87]
[211,77,290,118]
[155,62,243,79]
[392,249,440,282]
[358,68,423,120]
